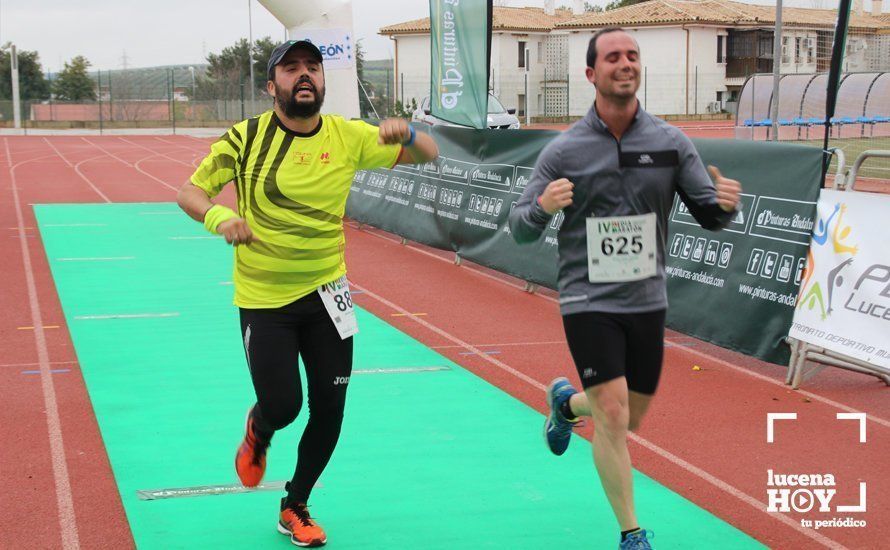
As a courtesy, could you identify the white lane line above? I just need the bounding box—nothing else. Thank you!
[74,313,180,321]
[431,340,566,349]
[351,280,846,550]
[43,223,108,227]
[57,256,135,262]
[118,136,197,169]
[349,224,886,428]
[675,346,890,429]
[664,341,699,348]
[6,137,80,549]
[626,433,845,550]
[0,360,78,369]
[42,138,111,203]
[42,137,74,167]
[350,223,533,293]
[353,366,451,375]
[56,256,136,262]
[353,283,572,400]
[80,137,178,192]
[22,369,71,375]
[154,135,210,154]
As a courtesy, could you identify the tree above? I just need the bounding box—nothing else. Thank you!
[356,41,378,118]
[53,56,96,101]
[197,36,277,100]
[0,43,51,101]
[393,98,417,118]
[604,0,647,10]
[109,70,158,121]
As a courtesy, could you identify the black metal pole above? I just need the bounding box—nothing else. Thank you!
[166,69,171,127]
[49,73,54,122]
[171,69,177,134]
[98,70,104,135]
[108,70,113,122]
[822,0,852,182]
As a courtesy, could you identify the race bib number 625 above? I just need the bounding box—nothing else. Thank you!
[586,213,657,283]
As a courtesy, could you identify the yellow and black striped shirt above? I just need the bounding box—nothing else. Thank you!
[191,111,401,308]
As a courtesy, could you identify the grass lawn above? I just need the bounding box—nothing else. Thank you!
[791,135,890,181]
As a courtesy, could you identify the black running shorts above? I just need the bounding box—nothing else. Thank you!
[562,309,666,395]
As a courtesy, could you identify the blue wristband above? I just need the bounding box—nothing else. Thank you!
[402,125,416,147]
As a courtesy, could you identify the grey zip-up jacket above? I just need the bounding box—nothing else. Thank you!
[509,104,734,315]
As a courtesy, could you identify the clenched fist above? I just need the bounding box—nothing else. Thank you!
[378,118,412,145]
[538,178,574,215]
[217,217,256,246]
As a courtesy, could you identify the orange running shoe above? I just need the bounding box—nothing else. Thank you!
[278,502,327,547]
[234,406,270,487]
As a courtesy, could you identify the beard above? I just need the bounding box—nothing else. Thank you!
[599,75,639,102]
[275,78,325,118]
[610,85,638,99]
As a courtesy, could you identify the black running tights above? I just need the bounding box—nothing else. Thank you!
[239,291,352,504]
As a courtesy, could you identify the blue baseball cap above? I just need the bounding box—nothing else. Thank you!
[267,40,323,79]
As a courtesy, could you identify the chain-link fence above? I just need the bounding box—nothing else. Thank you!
[730,21,890,182]
[394,68,738,125]
[1,65,276,132]
[15,67,275,130]
[1,63,408,132]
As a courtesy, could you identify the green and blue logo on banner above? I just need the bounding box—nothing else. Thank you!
[429,0,492,129]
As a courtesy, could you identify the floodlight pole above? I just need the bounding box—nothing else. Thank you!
[822,0,853,181]
[770,0,783,141]
[248,0,256,105]
[524,47,530,126]
[10,44,21,129]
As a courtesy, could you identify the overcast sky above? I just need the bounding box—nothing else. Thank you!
[1,0,850,72]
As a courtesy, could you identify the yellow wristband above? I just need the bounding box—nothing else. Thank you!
[203,204,238,234]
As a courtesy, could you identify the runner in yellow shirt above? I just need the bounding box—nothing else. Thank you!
[177,39,438,547]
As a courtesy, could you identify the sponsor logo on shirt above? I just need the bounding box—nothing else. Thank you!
[320,151,331,164]
[638,154,654,165]
[293,151,312,165]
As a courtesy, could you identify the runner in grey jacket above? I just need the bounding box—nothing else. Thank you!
[510,104,735,315]
[509,28,741,550]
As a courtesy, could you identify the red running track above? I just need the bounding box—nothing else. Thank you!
[2,135,888,549]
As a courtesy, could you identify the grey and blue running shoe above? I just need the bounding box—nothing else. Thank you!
[619,529,654,549]
[543,377,579,455]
